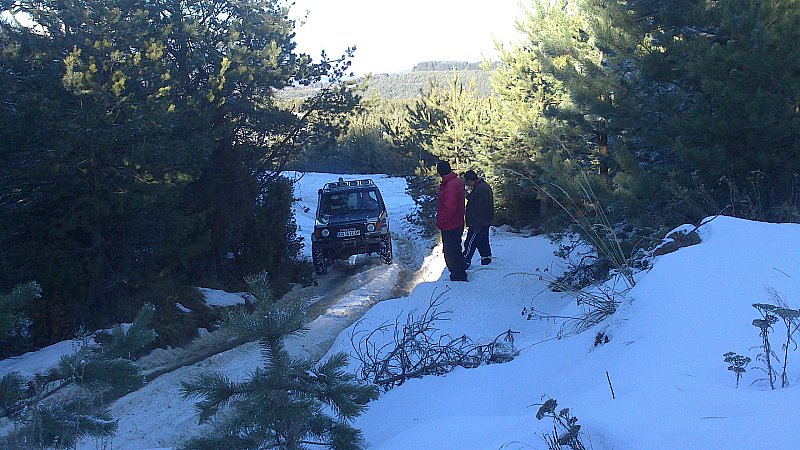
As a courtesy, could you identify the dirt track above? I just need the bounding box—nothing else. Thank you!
[137,230,435,388]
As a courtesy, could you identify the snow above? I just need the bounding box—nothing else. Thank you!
[337,215,800,449]
[0,338,86,379]
[196,287,251,307]
[3,171,800,449]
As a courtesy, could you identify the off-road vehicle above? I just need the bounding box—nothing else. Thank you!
[311,178,392,274]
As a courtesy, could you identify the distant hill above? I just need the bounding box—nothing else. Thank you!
[278,61,499,101]
[411,61,486,71]
[364,69,495,99]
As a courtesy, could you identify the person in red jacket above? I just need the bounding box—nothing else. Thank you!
[435,160,468,282]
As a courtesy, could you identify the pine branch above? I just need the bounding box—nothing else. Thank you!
[103,303,158,359]
[180,371,248,424]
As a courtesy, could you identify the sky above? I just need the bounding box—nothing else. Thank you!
[3,172,800,449]
[2,2,526,76]
[289,0,526,76]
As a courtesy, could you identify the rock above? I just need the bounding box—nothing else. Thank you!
[653,228,701,257]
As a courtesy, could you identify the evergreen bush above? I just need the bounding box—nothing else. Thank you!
[0,282,41,359]
[0,303,156,448]
[181,272,378,449]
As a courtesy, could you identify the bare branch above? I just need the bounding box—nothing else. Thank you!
[350,290,519,390]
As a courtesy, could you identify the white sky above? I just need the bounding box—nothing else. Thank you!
[5,172,800,448]
[289,0,525,75]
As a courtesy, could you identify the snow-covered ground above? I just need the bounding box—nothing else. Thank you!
[3,171,800,449]
[339,216,800,449]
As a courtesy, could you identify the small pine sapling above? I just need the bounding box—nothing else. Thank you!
[0,303,157,448]
[181,271,378,449]
[0,371,26,420]
[752,303,779,390]
[723,352,751,388]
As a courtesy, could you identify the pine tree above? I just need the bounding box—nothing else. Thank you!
[0,281,41,357]
[1,0,358,348]
[0,303,157,448]
[404,73,499,173]
[181,272,378,449]
[489,0,685,244]
[1,0,215,343]
[634,0,800,220]
[490,0,623,230]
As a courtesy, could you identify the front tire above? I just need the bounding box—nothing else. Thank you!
[312,243,327,275]
[379,235,393,265]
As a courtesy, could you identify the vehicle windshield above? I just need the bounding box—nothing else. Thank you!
[319,190,380,216]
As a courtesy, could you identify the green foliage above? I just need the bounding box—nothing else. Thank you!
[0,302,156,448]
[285,65,501,178]
[58,303,157,393]
[0,371,26,419]
[1,0,217,343]
[403,170,440,238]
[58,352,144,394]
[120,282,217,350]
[404,73,500,174]
[101,303,158,359]
[490,0,674,245]
[1,0,353,350]
[365,69,495,100]
[288,95,433,176]
[181,272,378,449]
[638,0,800,220]
[476,0,800,275]
[21,400,117,449]
[281,65,496,101]
[0,281,41,358]
[412,61,488,72]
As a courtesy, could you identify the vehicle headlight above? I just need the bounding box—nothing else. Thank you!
[321,228,330,237]
[366,223,376,232]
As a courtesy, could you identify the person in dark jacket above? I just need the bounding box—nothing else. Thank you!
[436,161,468,282]
[462,170,494,268]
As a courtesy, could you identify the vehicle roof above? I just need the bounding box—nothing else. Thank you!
[320,179,378,193]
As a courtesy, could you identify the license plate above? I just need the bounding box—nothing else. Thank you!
[337,229,360,237]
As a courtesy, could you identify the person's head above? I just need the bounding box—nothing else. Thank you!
[436,161,451,177]
[463,169,479,187]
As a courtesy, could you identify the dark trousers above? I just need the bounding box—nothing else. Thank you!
[441,226,467,281]
[463,225,491,265]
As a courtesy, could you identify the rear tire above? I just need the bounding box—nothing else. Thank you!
[379,235,393,265]
[312,243,327,275]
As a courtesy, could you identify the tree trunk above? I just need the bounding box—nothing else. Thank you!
[596,131,611,187]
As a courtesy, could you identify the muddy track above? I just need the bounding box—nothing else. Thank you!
[134,225,436,391]
[139,255,413,384]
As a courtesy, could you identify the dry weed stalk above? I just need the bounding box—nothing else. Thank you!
[523,269,628,337]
